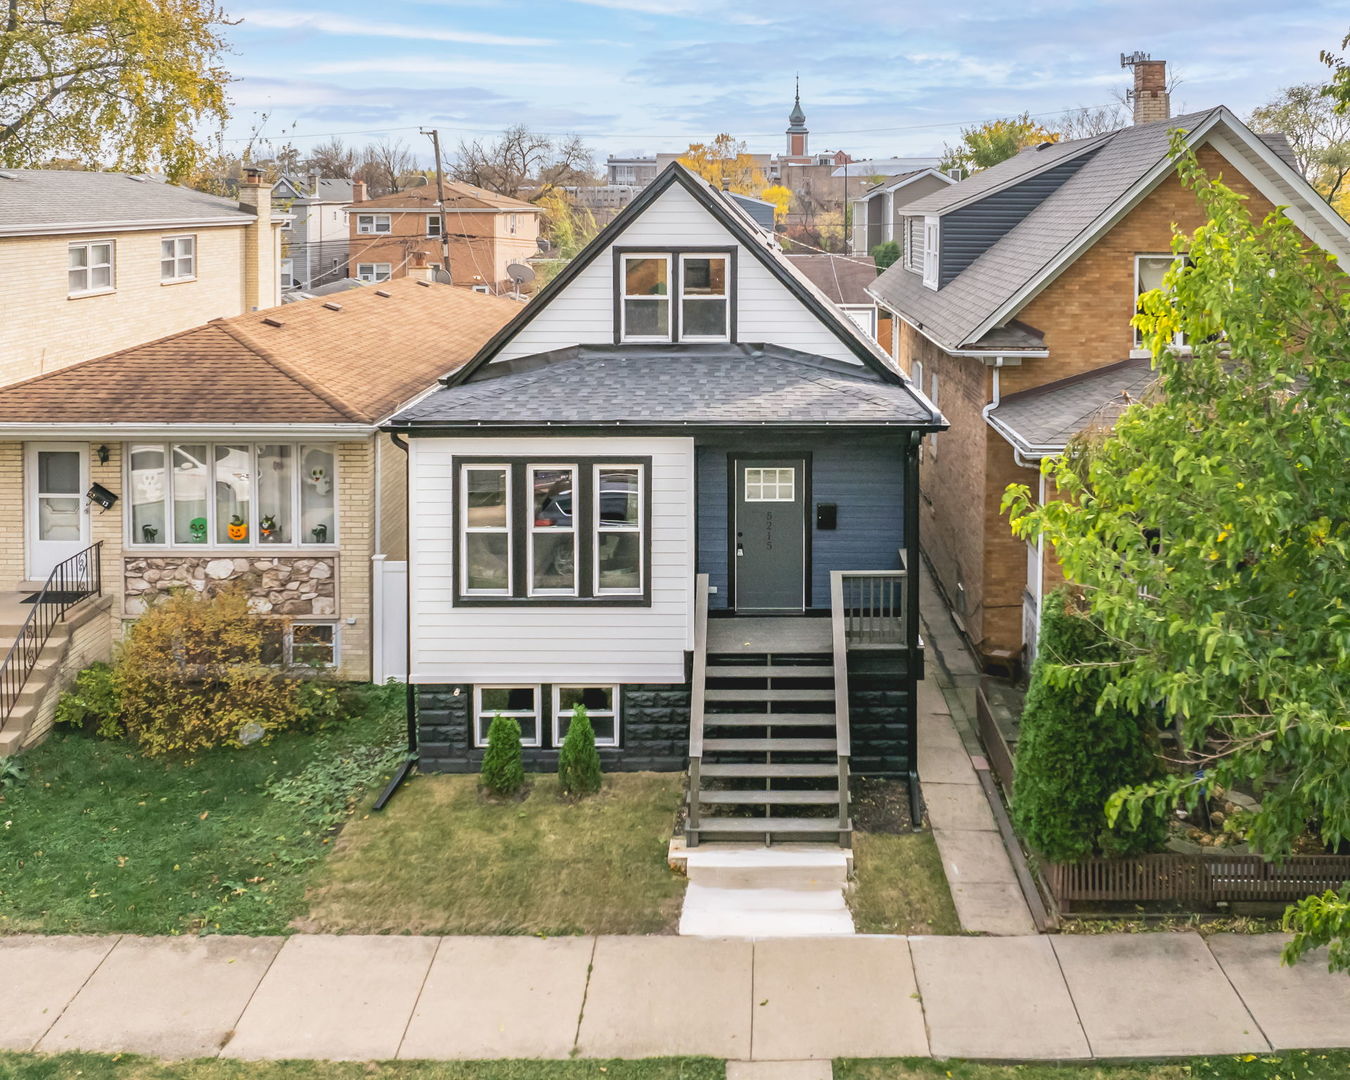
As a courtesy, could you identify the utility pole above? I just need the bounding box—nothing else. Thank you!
[420,128,452,283]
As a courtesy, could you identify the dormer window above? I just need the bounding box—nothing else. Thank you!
[617,249,734,343]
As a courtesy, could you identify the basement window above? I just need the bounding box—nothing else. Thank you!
[474,685,541,747]
[553,685,620,747]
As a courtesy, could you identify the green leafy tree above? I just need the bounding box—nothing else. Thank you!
[1322,29,1350,113]
[0,0,232,180]
[940,113,1058,174]
[1250,83,1350,212]
[1012,588,1167,863]
[558,705,602,797]
[480,714,525,797]
[871,241,900,271]
[1004,135,1350,969]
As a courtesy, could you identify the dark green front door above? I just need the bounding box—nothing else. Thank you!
[733,457,806,612]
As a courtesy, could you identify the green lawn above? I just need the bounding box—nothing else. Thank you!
[0,694,402,935]
[849,830,961,935]
[303,771,687,935]
[835,1053,1350,1080]
[0,1055,722,1079]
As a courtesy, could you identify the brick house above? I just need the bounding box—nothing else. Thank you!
[0,169,287,387]
[869,63,1350,672]
[345,179,541,292]
[0,277,520,754]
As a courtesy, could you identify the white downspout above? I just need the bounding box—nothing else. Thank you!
[981,355,1005,423]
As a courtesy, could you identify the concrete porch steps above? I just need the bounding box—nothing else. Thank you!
[677,846,855,937]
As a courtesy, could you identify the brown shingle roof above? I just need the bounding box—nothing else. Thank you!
[353,180,540,212]
[0,278,523,425]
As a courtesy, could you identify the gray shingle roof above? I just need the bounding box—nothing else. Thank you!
[988,357,1155,453]
[0,169,254,234]
[784,254,878,306]
[870,110,1219,349]
[394,345,939,428]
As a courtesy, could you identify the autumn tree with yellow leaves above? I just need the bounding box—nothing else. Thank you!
[940,113,1059,174]
[678,134,766,194]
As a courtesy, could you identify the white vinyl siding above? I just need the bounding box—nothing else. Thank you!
[489,182,866,366]
[409,436,694,685]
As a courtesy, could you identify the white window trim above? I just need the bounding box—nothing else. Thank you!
[68,238,115,298]
[356,262,392,282]
[474,684,542,748]
[743,466,796,502]
[527,463,579,598]
[460,463,513,597]
[593,463,644,597]
[427,213,443,236]
[620,252,673,343]
[551,685,620,748]
[159,234,196,284]
[1131,253,1191,355]
[123,441,340,551]
[356,213,391,235]
[922,216,940,291]
[677,253,731,342]
[284,621,340,669]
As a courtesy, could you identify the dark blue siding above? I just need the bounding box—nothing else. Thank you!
[696,446,730,609]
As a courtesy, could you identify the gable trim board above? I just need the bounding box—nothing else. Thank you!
[446,163,909,389]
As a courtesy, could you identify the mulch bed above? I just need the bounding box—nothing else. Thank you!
[851,777,914,834]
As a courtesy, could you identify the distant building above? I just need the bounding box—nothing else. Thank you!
[605,157,659,186]
[274,172,353,293]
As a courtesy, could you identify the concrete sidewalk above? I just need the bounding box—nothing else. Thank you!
[4,931,1348,1064]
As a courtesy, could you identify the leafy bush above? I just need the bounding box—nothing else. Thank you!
[1012,587,1168,862]
[871,240,901,271]
[480,714,524,797]
[114,586,300,756]
[558,705,603,797]
[266,730,406,829]
[53,660,120,736]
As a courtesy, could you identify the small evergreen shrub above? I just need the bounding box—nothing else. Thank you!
[480,713,525,797]
[558,704,603,797]
[871,240,901,271]
[1012,587,1168,862]
[53,660,121,736]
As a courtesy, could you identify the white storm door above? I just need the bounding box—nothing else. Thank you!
[25,443,89,581]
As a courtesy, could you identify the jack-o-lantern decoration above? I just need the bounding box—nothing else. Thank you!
[227,515,248,542]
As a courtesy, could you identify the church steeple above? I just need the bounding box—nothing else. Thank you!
[786,76,808,157]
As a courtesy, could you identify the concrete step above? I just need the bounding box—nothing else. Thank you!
[703,713,834,727]
[704,738,837,753]
[706,687,834,702]
[706,665,833,679]
[678,882,855,937]
[700,763,839,778]
[698,789,841,805]
[695,816,848,835]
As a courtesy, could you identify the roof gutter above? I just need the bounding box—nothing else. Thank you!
[867,296,1048,359]
[1,216,258,237]
[0,422,373,438]
[985,409,1066,462]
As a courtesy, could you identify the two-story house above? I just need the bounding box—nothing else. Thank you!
[850,168,955,259]
[0,169,286,386]
[869,62,1350,672]
[387,163,946,845]
[274,173,354,293]
[346,180,541,292]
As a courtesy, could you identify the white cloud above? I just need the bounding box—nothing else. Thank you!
[235,10,554,47]
[564,0,775,24]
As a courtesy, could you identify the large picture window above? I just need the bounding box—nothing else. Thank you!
[456,458,649,604]
[128,442,336,547]
[616,250,734,344]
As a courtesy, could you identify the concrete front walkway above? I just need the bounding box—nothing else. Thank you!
[4,931,1348,1064]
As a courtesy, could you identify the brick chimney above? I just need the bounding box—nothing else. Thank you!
[237,168,280,311]
[350,179,366,204]
[1131,58,1169,125]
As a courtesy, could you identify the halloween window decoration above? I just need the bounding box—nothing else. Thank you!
[300,446,336,548]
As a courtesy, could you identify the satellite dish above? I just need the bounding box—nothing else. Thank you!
[507,262,535,284]
[433,267,452,285]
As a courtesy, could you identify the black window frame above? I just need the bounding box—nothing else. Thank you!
[452,455,653,607]
[611,246,738,345]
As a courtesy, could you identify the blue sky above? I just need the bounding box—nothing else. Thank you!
[223,1,1347,164]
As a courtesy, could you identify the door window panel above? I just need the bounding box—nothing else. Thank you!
[36,450,82,542]
[743,467,795,501]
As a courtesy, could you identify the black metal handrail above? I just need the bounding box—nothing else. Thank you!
[0,541,102,725]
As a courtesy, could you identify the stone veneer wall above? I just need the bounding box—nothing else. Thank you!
[416,683,692,773]
[123,556,336,617]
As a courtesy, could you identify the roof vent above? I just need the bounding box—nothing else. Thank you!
[416,279,432,287]
[322,302,342,311]
[0,171,17,180]
[375,289,392,297]
[126,174,147,182]
[1036,141,1056,151]
[261,316,284,328]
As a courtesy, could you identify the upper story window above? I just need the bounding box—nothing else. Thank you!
[127,442,336,548]
[1134,254,1190,350]
[356,213,391,235]
[357,262,392,282]
[617,250,733,343]
[457,458,649,604]
[507,214,518,235]
[68,240,114,297]
[160,235,196,283]
[427,214,442,236]
[922,218,940,290]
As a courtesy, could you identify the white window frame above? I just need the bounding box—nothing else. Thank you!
[160,234,196,284]
[356,262,392,282]
[427,213,443,236]
[1132,253,1190,353]
[285,622,340,668]
[507,214,518,235]
[356,213,391,235]
[620,252,673,343]
[593,463,644,597]
[459,463,513,597]
[124,441,339,550]
[526,463,579,598]
[743,467,796,502]
[677,253,730,342]
[474,684,542,748]
[68,239,115,297]
[552,685,620,748]
[922,216,940,290]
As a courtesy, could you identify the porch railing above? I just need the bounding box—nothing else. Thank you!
[828,573,853,829]
[0,541,102,726]
[836,555,909,647]
[685,573,711,835]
